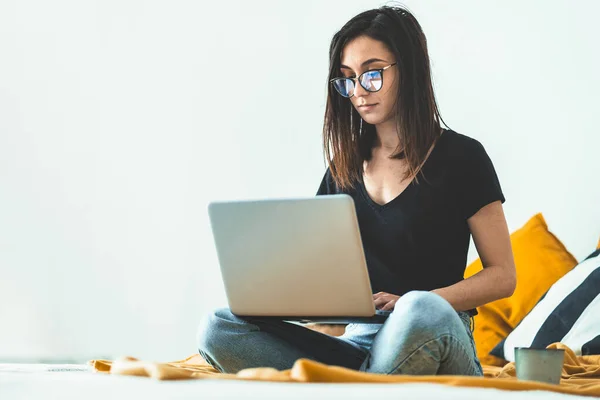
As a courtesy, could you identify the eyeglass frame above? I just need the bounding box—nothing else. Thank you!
[330,62,397,98]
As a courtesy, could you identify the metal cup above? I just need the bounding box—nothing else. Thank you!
[515,347,565,385]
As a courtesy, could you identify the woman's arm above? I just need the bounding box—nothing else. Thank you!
[432,200,516,311]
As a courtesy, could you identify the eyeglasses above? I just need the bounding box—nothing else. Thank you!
[330,63,397,98]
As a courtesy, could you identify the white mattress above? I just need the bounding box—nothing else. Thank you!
[0,364,589,400]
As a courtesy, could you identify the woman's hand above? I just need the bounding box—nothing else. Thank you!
[373,292,401,311]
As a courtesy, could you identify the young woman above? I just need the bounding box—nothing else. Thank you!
[197,5,516,376]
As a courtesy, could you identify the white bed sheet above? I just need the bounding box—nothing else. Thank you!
[0,364,589,400]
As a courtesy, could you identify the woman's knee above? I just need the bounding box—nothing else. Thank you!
[397,290,451,310]
[196,307,238,354]
[391,291,457,333]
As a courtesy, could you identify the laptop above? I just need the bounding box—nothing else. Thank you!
[207,194,391,324]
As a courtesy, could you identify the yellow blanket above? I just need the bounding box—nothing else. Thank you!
[90,343,600,397]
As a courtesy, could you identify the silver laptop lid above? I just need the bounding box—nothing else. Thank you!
[208,194,376,317]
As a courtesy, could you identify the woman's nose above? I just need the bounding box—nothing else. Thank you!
[353,79,369,98]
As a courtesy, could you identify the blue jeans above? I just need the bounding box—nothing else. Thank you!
[197,291,483,376]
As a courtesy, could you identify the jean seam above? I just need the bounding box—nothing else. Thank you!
[462,316,480,364]
[387,333,478,376]
[198,349,224,373]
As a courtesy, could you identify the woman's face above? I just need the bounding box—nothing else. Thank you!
[339,35,399,126]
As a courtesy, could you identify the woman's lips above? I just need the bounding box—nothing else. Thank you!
[358,103,378,111]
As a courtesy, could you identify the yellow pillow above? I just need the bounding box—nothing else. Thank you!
[464,213,577,366]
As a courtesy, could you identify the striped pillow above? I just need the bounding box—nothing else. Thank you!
[491,248,600,362]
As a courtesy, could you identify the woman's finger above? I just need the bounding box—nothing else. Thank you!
[372,292,385,300]
[373,296,388,308]
[381,300,396,311]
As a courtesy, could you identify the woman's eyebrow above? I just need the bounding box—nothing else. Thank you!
[340,58,389,70]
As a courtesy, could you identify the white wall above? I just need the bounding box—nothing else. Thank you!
[0,0,598,362]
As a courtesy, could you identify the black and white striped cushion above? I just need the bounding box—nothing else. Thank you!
[491,249,600,362]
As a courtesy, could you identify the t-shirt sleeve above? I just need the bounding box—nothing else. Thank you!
[316,167,338,196]
[458,139,505,219]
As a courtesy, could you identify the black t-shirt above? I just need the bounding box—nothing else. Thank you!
[316,130,505,297]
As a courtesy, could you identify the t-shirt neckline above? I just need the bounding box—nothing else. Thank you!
[358,129,450,210]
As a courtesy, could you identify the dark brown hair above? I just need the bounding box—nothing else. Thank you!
[323,5,446,190]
